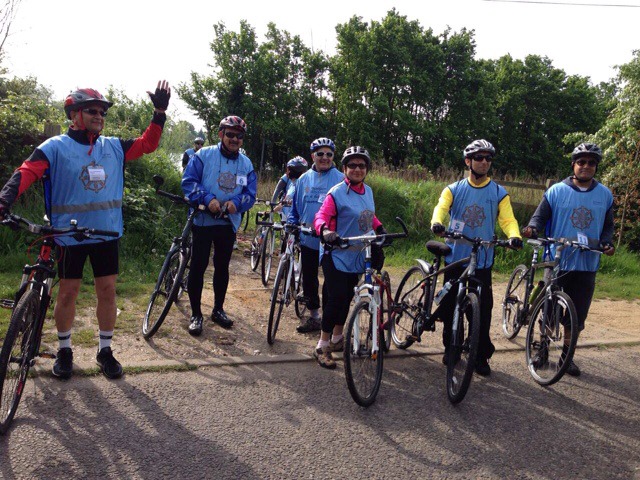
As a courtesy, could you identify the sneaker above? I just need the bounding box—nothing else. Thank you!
[329,337,344,353]
[296,316,321,333]
[96,347,123,380]
[211,308,233,329]
[52,347,73,379]
[188,315,203,336]
[475,359,491,376]
[313,346,336,369]
[565,360,581,377]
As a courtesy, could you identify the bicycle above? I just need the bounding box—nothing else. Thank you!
[391,231,513,404]
[0,213,118,434]
[244,201,282,285]
[337,217,409,407]
[141,175,227,339]
[502,236,602,386]
[264,222,315,345]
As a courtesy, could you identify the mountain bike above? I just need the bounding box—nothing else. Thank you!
[338,217,409,407]
[244,201,282,285]
[141,175,227,339]
[505,236,603,386]
[0,213,118,434]
[391,231,513,404]
[264,223,315,345]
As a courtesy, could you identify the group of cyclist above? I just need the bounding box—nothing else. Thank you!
[0,84,616,381]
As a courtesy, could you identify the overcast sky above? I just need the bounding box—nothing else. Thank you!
[3,0,639,129]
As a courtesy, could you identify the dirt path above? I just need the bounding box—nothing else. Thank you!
[39,234,640,367]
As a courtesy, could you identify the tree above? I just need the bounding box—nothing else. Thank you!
[0,0,20,63]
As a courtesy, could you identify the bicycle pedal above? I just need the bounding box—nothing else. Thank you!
[0,299,15,309]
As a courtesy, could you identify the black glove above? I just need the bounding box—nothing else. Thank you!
[322,229,340,245]
[521,226,538,239]
[371,243,385,271]
[147,80,171,111]
[376,225,393,246]
[431,223,445,235]
[508,237,523,249]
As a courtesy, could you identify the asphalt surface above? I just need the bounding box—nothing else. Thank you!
[1,345,639,479]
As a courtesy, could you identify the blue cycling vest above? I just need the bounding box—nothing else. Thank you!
[39,134,125,246]
[292,166,344,250]
[544,180,613,272]
[445,179,508,269]
[191,145,255,232]
[323,181,376,274]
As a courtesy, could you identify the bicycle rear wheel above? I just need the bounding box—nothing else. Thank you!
[380,271,392,353]
[261,228,275,286]
[267,259,290,345]
[447,292,480,404]
[391,266,428,349]
[142,248,186,339]
[250,226,264,272]
[293,257,307,320]
[0,289,40,434]
[344,300,384,407]
[502,264,528,340]
[525,290,578,386]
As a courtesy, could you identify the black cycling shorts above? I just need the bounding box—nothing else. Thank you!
[56,239,120,279]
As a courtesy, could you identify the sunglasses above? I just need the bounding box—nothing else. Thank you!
[575,159,597,167]
[194,142,204,146]
[346,163,367,170]
[224,131,244,140]
[472,155,493,162]
[315,151,334,158]
[83,108,107,117]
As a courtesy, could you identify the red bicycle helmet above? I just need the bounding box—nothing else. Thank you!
[64,88,113,119]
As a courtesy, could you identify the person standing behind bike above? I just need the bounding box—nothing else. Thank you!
[272,156,308,221]
[522,142,615,377]
[182,115,257,335]
[313,146,387,369]
[431,139,522,376]
[0,81,171,380]
[288,138,344,333]
[182,137,205,170]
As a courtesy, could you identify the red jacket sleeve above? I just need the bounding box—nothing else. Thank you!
[121,112,166,162]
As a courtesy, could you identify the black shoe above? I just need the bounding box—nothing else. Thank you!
[211,308,233,329]
[52,347,73,379]
[96,347,123,379]
[188,315,203,336]
[475,360,491,376]
[296,316,321,333]
[565,360,581,377]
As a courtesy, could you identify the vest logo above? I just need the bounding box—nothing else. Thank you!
[462,204,486,228]
[79,161,107,193]
[571,206,594,229]
[358,210,374,232]
[218,172,237,193]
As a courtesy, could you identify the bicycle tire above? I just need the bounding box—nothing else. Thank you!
[261,227,275,286]
[525,290,578,386]
[344,300,384,407]
[250,226,263,272]
[447,292,480,404]
[267,259,290,345]
[391,266,428,349]
[293,259,307,320]
[176,242,191,302]
[0,289,40,434]
[142,248,186,339]
[241,210,249,232]
[380,271,392,353]
[502,264,528,340]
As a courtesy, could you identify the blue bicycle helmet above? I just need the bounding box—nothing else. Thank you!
[310,137,335,153]
[286,156,308,179]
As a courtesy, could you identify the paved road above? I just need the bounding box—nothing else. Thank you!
[1,346,639,479]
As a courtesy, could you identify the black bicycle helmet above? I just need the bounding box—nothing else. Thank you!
[286,156,309,179]
[194,137,205,145]
[341,146,370,167]
[463,139,495,160]
[310,137,335,153]
[218,115,247,133]
[64,88,113,120]
[571,143,602,163]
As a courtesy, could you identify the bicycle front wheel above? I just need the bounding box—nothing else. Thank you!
[0,289,40,434]
[502,264,528,340]
[447,292,480,404]
[267,259,290,345]
[293,258,307,320]
[261,228,276,286]
[250,226,264,272]
[142,248,185,339]
[380,271,392,353]
[525,290,578,386]
[391,266,428,349]
[344,300,384,407]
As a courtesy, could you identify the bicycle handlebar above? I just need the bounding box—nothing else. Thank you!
[1,212,119,239]
[443,230,515,250]
[155,188,229,219]
[330,217,409,247]
[526,236,604,254]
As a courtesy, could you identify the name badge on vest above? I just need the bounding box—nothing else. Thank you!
[577,232,588,246]
[452,219,465,232]
[236,175,248,186]
[317,194,327,203]
[88,166,106,182]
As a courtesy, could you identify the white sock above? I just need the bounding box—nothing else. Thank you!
[57,329,72,349]
[310,309,320,320]
[317,339,330,350]
[99,330,114,350]
[331,334,343,344]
